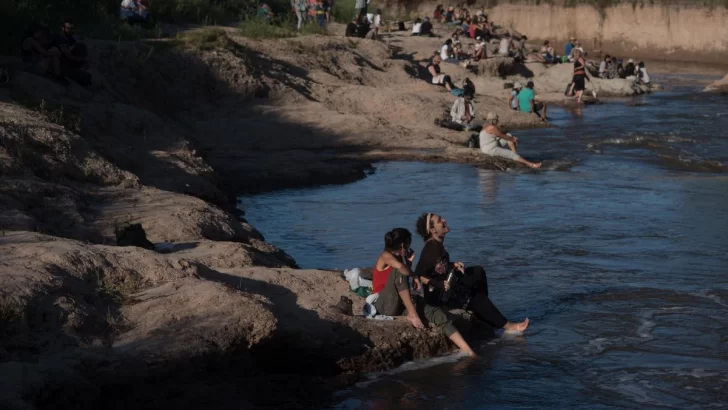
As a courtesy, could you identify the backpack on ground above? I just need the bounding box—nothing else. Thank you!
[467,133,479,148]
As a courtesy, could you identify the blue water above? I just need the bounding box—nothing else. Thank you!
[238,79,728,409]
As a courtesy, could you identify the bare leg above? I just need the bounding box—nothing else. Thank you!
[449,331,476,356]
[506,140,518,153]
[541,103,548,120]
[515,157,541,169]
[398,288,425,329]
[503,317,530,333]
[576,90,583,104]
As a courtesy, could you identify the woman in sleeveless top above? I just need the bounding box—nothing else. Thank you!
[427,55,455,91]
[478,112,541,168]
[372,228,476,356]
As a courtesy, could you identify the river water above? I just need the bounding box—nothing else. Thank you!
[238,74,728,409]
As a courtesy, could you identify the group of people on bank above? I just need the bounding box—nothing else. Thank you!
[370,215,530,356]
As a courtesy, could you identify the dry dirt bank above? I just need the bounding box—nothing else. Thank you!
[380,0,728,64]
[0,27,548,410]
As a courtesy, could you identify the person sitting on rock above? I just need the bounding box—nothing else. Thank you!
[345,16,359,37]
[507,82,522,111]
[371,228,476,356]
[436,90,480,132]
[498,33,512,57]
[420,16,434,36]
[358,16,378,39]
[599,55,612,78]
[636,61,650,85]
[53,18,92,87]
[471,36,487,61]
[440,39,470,68]
[518,81,547,121]
[414,213,531,337]
[120,0,150,24]
[540,40,555,63]
[20,25,67,85]
[433,5,444,21]
[427,55,456,92]
[411,18,422,35]
[479,112,542,168]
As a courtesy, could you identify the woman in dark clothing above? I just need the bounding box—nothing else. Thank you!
[414,212,529,333]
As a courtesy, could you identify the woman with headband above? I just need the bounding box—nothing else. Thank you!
[414,213,530,333]
[371,228,477,356]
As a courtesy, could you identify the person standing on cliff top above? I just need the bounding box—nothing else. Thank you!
[355,0,368,19]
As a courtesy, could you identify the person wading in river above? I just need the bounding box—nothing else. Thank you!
[371,228,477,356]
[414,213,530,333]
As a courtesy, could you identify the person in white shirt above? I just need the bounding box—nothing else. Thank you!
[373,9,382,27]
[499,34,512,56]
[412,18,422,36]
[636,61,650,84]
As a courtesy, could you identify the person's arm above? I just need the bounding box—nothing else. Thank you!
[28,39,60,57]
[58,44,84,62]
[530,96,535,114]
[380,251,414,276]
[428,65,437,77]
[488,125,517,143]
[507,93,514,109]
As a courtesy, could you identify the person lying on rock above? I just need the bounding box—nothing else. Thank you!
[479,112,542,168]
[427,55,456,92]
[372,228,477,356]
[518,80,547,121]
[21,25,67,85]
[414,213,531,335]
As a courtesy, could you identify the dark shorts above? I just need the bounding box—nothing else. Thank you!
[573,74,586,91]
[534,102,545,113]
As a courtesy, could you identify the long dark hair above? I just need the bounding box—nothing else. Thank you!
[384,228,411,252]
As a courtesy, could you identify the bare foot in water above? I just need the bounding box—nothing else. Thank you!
[503,318,530,333]
[529,162,542,169]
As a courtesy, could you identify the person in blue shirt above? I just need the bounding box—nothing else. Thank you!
[517,81,547,121]
[564,37,575,61]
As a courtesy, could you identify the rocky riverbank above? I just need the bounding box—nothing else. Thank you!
[0,23,657,409]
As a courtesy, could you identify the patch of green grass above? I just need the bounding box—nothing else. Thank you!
[178,27,230,50]
[238,18,298,39]
[88,267,144,305]
[332,0,357,23]
[10,89,83,133]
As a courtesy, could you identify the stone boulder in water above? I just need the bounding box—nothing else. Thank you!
[525,63,648,96]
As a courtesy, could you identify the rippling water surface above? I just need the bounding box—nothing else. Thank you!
[238,76,728,409]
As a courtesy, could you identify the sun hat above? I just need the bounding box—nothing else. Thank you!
[513,82,522,89]
[628,58,634,63]
[486,112,499,121]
